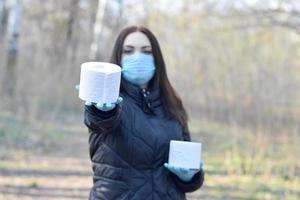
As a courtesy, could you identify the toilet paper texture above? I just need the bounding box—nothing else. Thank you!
[168,140,202,170]
[79,62,121,104]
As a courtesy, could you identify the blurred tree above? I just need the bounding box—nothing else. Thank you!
[3,0,22,98]
[0,0,298,133]
[66,0,79,64]
[0,0,8,83]
[89,0,107,60]
[0,0,8,39]
[89,0,124,61]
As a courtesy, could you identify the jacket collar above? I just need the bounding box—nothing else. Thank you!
[123,81,163,116]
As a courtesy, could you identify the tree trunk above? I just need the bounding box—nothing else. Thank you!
[66,0,79,70]
[3,0,22,97]
[89,0,107,61]
[0,0,8,39]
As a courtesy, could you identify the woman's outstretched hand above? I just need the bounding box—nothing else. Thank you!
[75,84,123,112]
[164,160,204,182]
[85,97,123,111]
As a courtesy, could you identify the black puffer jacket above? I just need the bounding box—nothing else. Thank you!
[84,82,204,200]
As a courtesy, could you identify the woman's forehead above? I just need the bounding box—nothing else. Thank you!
[123,32,151,47]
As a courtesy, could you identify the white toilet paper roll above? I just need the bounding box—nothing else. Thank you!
[79,62,121,104]
[168,140,202,170]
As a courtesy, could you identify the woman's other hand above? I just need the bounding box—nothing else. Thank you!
[164,160,204,182]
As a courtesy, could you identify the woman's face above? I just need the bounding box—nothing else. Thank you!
[122,31,152,60]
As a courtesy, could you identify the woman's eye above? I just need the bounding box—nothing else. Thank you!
[123,49,133,54]
[143,50,152,55]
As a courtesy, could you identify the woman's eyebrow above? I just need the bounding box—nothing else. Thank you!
[123,45,134,48]
[141,45,151,49]
[124,45,151,49]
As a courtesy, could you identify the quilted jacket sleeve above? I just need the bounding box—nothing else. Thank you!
[84,102,122,134]
[172,129,205,193]
[172,169,205,193]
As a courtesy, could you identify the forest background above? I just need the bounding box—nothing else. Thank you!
[0,0,299,199]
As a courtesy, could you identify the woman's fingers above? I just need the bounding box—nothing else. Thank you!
[85,101,93,106]
[95,102,116,111]
[164,163,180,173]
[116,96,123,104]
[84,95,122,110]
[75,84,80,91]
[106,103,113,107]
[95,102,104,109]
[200,160,204,169]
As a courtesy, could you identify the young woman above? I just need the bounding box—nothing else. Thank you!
[84,26,205,200]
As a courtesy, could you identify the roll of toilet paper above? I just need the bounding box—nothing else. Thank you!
[79,62,121,104]
[168,140,202,170]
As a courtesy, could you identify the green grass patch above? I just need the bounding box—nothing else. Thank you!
[188,120,300,199]
[29,181,39,188]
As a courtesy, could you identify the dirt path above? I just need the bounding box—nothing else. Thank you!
[0,155,207,200]
[0,155,91,199]
[0,126,92,200]
[0,123,206,200]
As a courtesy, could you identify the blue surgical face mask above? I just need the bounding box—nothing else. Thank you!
[121,52,156,86]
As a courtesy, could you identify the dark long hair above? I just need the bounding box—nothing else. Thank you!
[110,26,190,134]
